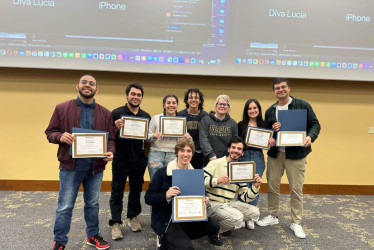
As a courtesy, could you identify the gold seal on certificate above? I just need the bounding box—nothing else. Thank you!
[228,161,256,183]
[277,131,306,146]
[160,116,186,137]
[72,133,107,158]
[173,196,207,222]
[120,116,149,140]
[245,127,273,149]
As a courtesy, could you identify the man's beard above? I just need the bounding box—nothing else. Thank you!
[79,89,96,99]
[128,101,140,108]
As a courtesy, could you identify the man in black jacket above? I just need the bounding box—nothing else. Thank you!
[145,138,222,249]
[256,78,321,239]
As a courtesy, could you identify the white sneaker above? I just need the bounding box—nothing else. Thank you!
[290,223,306,239]
[242,220,255,230]
[256,215,279,227]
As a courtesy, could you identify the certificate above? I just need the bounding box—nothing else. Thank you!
[173,196,207,222]
[228,161,256,183]
[245,127,273,149]
[72,133,107,158]
[160,116,186,137]
[277,131,306,146]
[120,116,149,140]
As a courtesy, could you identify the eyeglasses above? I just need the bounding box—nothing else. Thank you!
[217,102,229,107]
[274,85,288,91]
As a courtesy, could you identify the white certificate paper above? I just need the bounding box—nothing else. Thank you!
[173,196,206,222]
[245,127,273,149]
[228,161,256,183]
[277,131,306,146]
[72,133,107,158]
[120,116,149,140]
[160,116,186,137]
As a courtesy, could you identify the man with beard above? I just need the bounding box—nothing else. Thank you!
[204,136,261,234]
[46,74,115,250]
[109,83,151,240]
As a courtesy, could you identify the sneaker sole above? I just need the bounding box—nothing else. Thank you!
[256,221,279,227]
[86,242,110,250]
[112,235,123,240]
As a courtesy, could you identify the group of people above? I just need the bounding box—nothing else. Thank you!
[46,75,320,250]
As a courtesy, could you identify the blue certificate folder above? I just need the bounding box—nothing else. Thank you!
[277,109,307,147]
[69,127,108,156]
[278,109,307,131]
[171,169,207,222]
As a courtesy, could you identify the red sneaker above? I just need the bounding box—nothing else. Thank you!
[52,241,65,250]
[86,233,109,249]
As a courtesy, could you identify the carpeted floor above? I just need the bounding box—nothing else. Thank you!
[0,191,373,250]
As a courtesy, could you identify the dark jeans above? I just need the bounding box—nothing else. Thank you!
[109,158,147,225]
[190,152,204,169]
[162,218,219,250]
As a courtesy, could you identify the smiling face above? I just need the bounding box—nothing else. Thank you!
[76,75,98,100]
[273,81,291,101]
[227,142,244,162]
[187,92,201,110]
[164,97,178,116]
[215,98,229,117]
[247,101,259,120]
[127,87,143,108]
[177,145,193,167]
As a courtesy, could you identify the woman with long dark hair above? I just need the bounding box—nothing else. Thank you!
[238,99,275,230]
[148,94,190,180]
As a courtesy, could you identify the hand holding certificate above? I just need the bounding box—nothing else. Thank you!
[245,127,273,149]
[160,116,186,137]
[120,116,149,140]
[227,161,256,183]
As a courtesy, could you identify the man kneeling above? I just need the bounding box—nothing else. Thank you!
[145,138,222,249]
[204,136,261,234]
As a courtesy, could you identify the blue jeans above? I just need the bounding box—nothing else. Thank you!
[53,168,103,245]
[147,150,176,181]
[241,149,265,206]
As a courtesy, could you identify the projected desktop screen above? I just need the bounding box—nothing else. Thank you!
[0,0,373,81]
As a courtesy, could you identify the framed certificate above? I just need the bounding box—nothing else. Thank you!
[173,196,207,222]
[228,161,256,183]
[120,116,149,140]
[160,116,186,137]
[72,133,107,158]
[276,131,306,146]
[245,127,273,149]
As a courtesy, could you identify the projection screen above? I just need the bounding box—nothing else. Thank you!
[0,0,373,81]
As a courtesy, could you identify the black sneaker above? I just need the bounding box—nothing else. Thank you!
[52,241,65,250]
[86,233,110,249]
[209,234,223,246]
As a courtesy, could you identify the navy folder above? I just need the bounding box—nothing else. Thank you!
[278,109,307,131]
[171,169,207,222]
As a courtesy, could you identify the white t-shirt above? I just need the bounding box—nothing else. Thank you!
[276,97,293,152]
